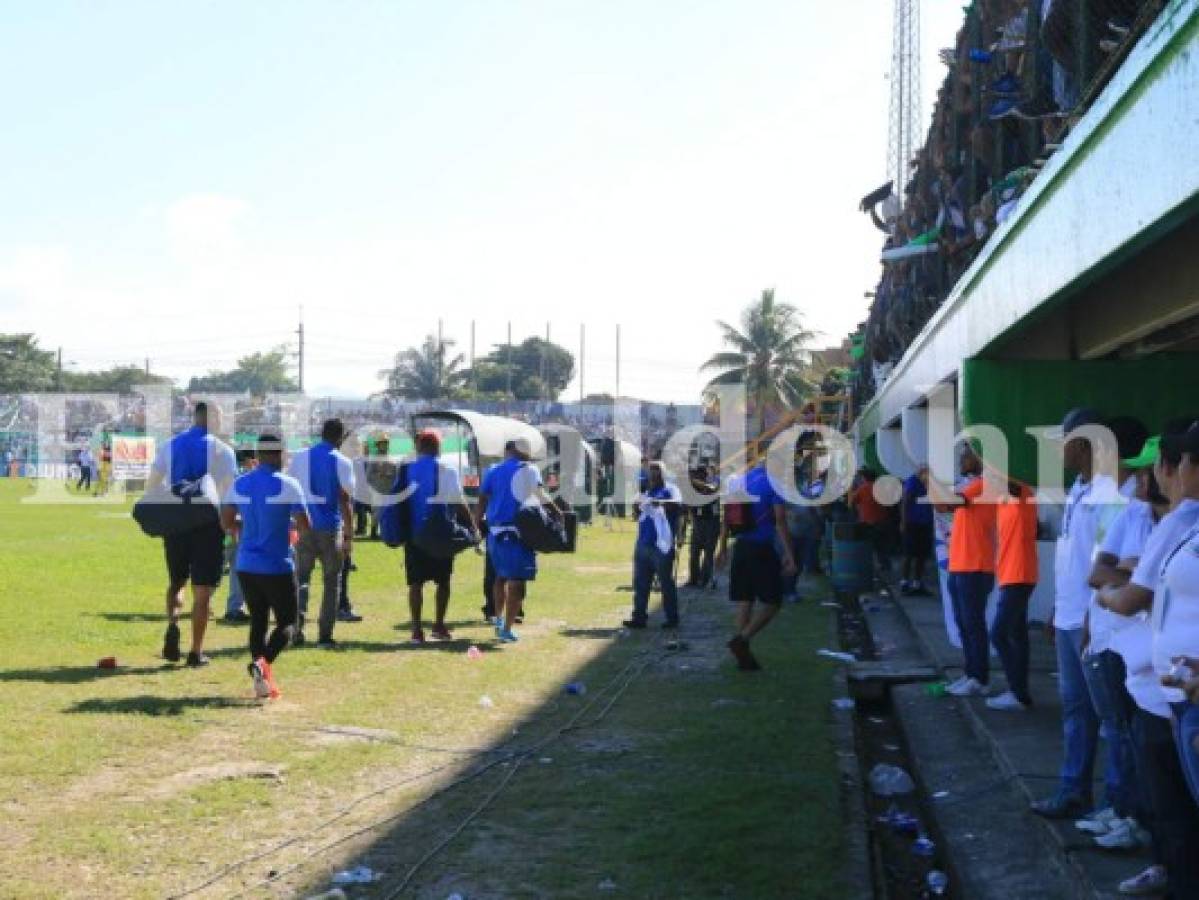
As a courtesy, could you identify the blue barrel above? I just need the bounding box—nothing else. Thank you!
[828,522,873,595]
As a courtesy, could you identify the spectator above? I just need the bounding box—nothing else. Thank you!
[900,464,934,596]
[624,462,683,630]
[684,465,721,590]
[1033,408,1126,820]
[851,467,891,574]
[941,443,998,697]
[987,477,1038,711]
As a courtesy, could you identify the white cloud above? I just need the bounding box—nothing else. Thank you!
[0,245,71,312]
[166,193,247,266]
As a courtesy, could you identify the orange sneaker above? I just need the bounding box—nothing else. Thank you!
[260,658,281,699]
[248,658,271,699]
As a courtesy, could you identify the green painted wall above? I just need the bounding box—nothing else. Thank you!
[960,353,1199,483]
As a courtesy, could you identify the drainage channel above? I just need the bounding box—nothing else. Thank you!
[836,590,952,900]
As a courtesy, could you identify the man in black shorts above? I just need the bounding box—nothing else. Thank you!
[715,457,797,671]
[403,430,478,643]
[148,402,237,667]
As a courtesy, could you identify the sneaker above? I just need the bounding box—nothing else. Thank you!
[316,636,337,649]
[162,623,182,662]
[494,618,505,638]
[223,610,251,623]
[944,674,969,692]
[660,620,679,630]
[430,624,453,641]
[985,691,1030,711]
[727,635,759,671]
[185,651,210,668]
[337,608,363,623]
[947,677,987,696]
[410,628,426,645]
[1118,865,1168,896]
[497,628,519,643]
[1095,818,1149,850]
[248,659,271,699]
[622,618,648,630]
[1031,792,1090,819]
[1075,806,1120,835]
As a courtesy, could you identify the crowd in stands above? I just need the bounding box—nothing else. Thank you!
[845,410,1199,897]
[854,0,1164,405]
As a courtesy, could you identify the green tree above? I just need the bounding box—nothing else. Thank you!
[467,337,575,401]
[700,289,816,435]
[63,366,174,393]
[187,347,298,395]
[0,334,58,392]
[379,335,469,401]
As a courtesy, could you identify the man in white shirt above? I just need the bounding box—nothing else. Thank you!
[1034,408,1126,820]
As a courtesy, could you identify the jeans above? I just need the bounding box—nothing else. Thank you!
[632,542,679,624]
[1083,649,1138,817]
[990,583,1032,703]
[1135,707,1199,898]
[688,517,719,586]
[224,537,245,616]
[295,529,344,638]
[949,572,994,684]
[1055,627,1099,801]
[1172,702,1199,807]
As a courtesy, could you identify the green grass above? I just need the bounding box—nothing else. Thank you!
[0,479,845,898]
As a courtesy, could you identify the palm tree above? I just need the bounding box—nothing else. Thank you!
[701,289,817,435]
[379,335,469,401]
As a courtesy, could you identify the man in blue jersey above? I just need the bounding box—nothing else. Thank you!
[475,437,556,643]
[288,418,355,648]
[147,402,237,667]
[624,461,683,629]
[404,430,478,643]
[220,435,310,699]
[715,456,797,671]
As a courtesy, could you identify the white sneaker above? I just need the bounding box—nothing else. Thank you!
[985,691,1030,711]
[947,677,987,697]
[1095,818,1148,850]
[1118,864,1168,895]
[1075,806,1119,835]
[944,675,969,691]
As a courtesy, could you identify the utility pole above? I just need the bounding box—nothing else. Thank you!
[56,347,63,391]
[541,322,550,403]
[615,324,621,399]
[145,358,151,378]
[579,323,585,403]
[505,321,512,402]
[470,320,476,392]
[295,307,305,393]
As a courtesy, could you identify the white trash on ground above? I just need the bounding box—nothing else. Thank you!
[868,763,915,796]
[817,648,856,663]
[331,866,380,885]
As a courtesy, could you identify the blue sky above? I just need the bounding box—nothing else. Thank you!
[0,0,962,400]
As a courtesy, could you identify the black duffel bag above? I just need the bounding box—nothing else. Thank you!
[132,476,221,538]
[515,502,576,553]
[411,463,480,560]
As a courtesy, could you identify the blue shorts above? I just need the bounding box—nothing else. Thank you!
[488,532,537,582]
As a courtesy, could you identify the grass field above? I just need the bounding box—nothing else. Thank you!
[0,478,845,899]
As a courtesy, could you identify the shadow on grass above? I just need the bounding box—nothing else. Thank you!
[558,627,625,640]
[66,694,257,716]
[0,664,174,684]
[88,612,168,623]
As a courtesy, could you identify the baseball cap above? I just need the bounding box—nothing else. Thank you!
[1045,406,1104,440]
[1122,436,1160,469]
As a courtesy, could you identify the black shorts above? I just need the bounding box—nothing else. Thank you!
[729,538,784,606]
[164,522,225,588]
[405,543,454,587]
[903,523,933,559]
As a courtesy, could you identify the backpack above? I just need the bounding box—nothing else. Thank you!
[378,464,412,549]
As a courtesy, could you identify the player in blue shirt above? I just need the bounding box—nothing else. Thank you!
[221,435,310,700]
[288,418,356,648]
[716,457,797,671]
[476,437,556,643]
[403,430,478,643]
[147,402,237,667]
[623,462,683,629]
